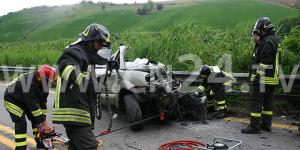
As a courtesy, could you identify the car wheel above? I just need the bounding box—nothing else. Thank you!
[124,94,143,131]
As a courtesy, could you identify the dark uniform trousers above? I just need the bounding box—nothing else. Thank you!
[206,84,228,113]
[250,84,274,128]
[64,125,98,150]
[4,100,41,150]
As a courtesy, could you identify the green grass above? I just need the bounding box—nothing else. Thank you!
[0,0,299,115]
[0,23,256,72]
[0,0,298,42]
[0,39,71,66]
[0,0,298,73]
[1,21,298,73]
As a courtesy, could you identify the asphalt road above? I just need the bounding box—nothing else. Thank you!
[0,82,299,150]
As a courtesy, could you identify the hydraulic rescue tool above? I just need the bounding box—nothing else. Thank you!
[37,129,69,149]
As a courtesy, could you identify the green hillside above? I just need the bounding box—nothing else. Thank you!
[0,0,298,42]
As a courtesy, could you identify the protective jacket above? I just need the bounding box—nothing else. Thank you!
[4,72,48,124]
[250,34,280,86]
[201,67,235,93]
[53,43,107,126]
[199,67,235,111]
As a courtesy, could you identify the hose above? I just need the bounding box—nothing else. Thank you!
[158,140,207,150]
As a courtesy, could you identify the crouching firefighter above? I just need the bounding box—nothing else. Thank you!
[241,17,280,134]
[3,64,56,150]
[53,23,110,150]
[198,65,235,119]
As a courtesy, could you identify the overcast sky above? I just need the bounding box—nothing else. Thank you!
[0,0,169,16]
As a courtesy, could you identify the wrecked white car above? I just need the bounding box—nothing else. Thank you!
[95,46,205,131]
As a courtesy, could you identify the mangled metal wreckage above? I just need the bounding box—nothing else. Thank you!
[95,46,205,131]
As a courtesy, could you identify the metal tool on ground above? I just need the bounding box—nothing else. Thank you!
[37,129,69,149]
[158,137,242,150]
[96,114,160,137]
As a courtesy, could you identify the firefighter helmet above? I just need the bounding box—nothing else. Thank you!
[199,65,211,78]
[252,17,273,35]
[37,64,57,83]
[80,23,111,48]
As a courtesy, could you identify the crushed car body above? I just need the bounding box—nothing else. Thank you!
[95,46,206,131]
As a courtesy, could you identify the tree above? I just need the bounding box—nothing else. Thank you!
[136,0,154,15]
[146,0,154,11]
[101,3,106,10]
[80,0,94,5]
[157,3,164,11]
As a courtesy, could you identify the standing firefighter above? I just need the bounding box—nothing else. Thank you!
[198,65,235,119]
[3,64,56,150]
[241,17,280,134]
[53,23,109,149]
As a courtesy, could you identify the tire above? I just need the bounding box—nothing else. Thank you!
[124,94,143,131]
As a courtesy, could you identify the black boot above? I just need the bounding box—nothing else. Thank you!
[216,110,227,119]
[260,124,271,132]
[261,115,272,132]
[241,125,261,134]
[241,117,261,134]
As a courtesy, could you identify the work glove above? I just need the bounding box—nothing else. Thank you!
[200,96,207,104]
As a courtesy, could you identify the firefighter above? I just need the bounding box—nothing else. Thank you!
[53,23,110,150]
[241,17,280,134]
[198,65,235,119]
[3,64,56,150]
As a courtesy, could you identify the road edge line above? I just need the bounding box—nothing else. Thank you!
[0,123,36,147]
[0,134,15,149]
[224,117,298,131]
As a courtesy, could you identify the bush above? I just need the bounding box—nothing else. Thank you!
[137,0,154,15]
[281,27,300,74]
[137,8,148,15]
[282,27,300,54]
[157,3,164,11]
[277,15,300,39]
